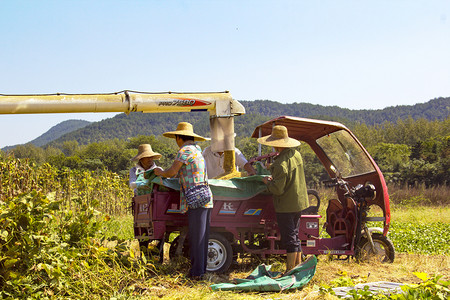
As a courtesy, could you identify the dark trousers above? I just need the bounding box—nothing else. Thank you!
[276,212,302,253]
[188,207,211,277]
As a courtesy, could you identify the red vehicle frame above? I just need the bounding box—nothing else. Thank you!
[133,116,395,273]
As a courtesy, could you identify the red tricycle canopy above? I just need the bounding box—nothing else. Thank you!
[251,116,391,233]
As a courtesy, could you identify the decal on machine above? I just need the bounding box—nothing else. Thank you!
[306,240,316,247]
[322,250,346,255]
[219,202,237,215]
[158,99,211,107]
[306,222,318,229]
[244,209,262,216]
[138,203,149,214]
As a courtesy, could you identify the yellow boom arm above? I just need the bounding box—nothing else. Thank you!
[0,90,245,116]
[0,90,245,176]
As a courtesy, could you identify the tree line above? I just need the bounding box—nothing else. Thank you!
[31,97,448,147]
[4,116,448,187]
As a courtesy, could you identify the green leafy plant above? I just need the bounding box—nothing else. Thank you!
[389,222,450,255]
[321,272,450,299]
[0,191,156,299]
[391,272,450,300]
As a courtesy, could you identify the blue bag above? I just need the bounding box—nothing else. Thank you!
[184,184,211,209]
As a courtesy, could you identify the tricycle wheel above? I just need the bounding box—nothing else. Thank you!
[207,232,233,273]
[355,233,395,263]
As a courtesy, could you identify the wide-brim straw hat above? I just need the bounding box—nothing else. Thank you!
[257,125,300,148]
[162,122,207,142]
[131,144,162,161]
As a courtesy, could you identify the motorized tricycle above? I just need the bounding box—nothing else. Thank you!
[132,116,395,273]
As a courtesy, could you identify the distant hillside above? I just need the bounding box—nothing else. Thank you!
[241,97,450,125]
[31,119,91,146]
[2,119,91,151]
[47,97,449,146]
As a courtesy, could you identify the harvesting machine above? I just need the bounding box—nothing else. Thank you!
[0,91,395,273]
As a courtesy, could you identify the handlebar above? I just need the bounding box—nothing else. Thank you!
[323,177,376,202]
[322,178,337,188]
[248,152,279,164]
[322,178,348,188]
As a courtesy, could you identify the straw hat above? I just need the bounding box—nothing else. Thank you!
[162,122,207,141]
[257,125,300,148]
[131,144,162,161]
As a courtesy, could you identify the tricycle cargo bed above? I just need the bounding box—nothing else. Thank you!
[133,185,279,241]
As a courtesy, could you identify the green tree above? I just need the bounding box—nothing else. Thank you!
[11,143,46,164]
[301,145,327,187]
[369,143,411,183]
[369,143,411,171]
[61,140,79,156]
[43,146,62,161]
[235,137,260,161]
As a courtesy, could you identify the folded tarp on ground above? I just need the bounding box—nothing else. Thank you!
[149,173,270,201]
[209,256,317,292]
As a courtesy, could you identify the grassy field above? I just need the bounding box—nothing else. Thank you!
[102,205,449,299]
[2,156,448,298]
[2,197,448,299]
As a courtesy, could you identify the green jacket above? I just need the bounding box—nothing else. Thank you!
[266,148,309,213]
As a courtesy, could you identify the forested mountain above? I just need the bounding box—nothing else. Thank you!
[241,97,449,125]
[31,119,91,146]
[48,97,449,146]
[2,119,91,151]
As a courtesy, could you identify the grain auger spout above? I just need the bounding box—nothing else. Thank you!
[0,90,246,177]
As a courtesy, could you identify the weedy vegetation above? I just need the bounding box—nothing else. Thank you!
[1,154,449,299]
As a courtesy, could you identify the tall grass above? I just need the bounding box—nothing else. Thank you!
[0,154,133,216]
[388,182,449,206]
[312,182,449,208]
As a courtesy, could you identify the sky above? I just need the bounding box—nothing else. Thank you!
[1,0,450,147]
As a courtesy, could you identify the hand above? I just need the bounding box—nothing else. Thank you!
[262,176,272,185]
[154,167,163,176]
[244,163,257,176]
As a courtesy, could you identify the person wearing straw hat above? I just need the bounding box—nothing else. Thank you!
[258,125,309,274]
[129,144,163,195]
[154,122,212,280]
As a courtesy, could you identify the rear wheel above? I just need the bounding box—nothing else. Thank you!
[207,232,233,273]
[356,233,395,263]
[169,232,234,274]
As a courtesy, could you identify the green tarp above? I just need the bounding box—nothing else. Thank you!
[209,256,317,292]
[148,171,271,201]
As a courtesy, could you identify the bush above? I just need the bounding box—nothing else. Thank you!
[0,191,156,299]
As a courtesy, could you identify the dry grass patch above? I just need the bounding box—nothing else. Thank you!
[134,253,448,299]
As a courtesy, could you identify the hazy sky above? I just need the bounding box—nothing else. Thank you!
[1,0,450,147]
